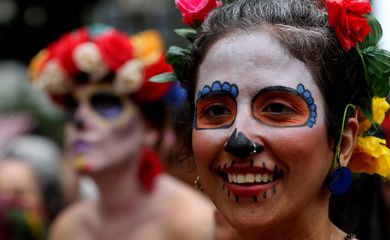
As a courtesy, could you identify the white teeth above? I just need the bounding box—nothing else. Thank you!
[245,174,255,183]
[228,173,274,184]
[237,174,245,183]
[262,173,269,182]
[255,174,262,182]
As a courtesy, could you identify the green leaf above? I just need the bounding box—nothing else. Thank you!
[166,46,191,65]
[174,28,198,42]
[362,47,390,97]
[149,72,178,83]
[359,15,383,48]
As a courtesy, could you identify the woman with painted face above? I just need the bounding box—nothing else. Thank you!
[29,25,216,240]
[159,0,390,239]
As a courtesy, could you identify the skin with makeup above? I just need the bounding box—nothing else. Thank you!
[28,26,215,240]
[168,0,390,239]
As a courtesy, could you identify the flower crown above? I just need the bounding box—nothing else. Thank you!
[152,0,390,178]
[29,24,174,104]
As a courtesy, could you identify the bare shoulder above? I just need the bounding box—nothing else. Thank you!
[156,174,216,240]
[48,200,97,240]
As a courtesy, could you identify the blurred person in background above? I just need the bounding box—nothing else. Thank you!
[0,134,64,240]
[29,24,216,240]
[0,61,66,239]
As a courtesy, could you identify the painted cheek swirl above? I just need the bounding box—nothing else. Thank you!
[251,84,317,128]
[194,81,239,130]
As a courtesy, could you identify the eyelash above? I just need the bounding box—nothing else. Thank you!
[203,104,231,118]
[261,101,296,114]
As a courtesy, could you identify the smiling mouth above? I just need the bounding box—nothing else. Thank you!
[217,162,284,202]
[72,140,94,154]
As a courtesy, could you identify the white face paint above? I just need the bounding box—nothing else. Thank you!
[64,83,146,174]
[192,29,334,233]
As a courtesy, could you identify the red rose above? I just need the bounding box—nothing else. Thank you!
[175,0,222,27]
[48,28,89,76]
[94,29,134,71]
[326,0,372,51]
[133,54,174,102]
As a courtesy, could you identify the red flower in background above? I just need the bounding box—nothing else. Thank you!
[47,28,89,76]
[94,29,134,71]
[137,149,164,192]
[175,0,222,27]
[326,0,372,51]
[134,54,174,102]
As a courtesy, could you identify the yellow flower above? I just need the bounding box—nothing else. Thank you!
[131,30,164,65]
[28,49,49,81]
[372,97,390,124]
[357,97,390,135]
[349,136,390,177]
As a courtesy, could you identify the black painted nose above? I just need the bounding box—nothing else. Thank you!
[224,128,264,157]
[71,116,86,130]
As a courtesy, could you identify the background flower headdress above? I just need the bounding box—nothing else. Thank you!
[29,24,175,105]
[152,0,390,178]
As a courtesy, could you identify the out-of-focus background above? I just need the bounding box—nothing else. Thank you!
[0,0,186,65]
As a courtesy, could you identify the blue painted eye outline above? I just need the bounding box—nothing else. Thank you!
[194,81,239,130]
[251,84,317,128]
[296,84,317,128]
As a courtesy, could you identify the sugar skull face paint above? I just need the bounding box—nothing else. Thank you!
[192,29,334,232]
[63,84,132,125]
[64,83,146,174]
[251,84,317,128]
[195,81,239,129]
[195,83,317,130]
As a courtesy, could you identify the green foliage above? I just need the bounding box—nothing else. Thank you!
[149,72,177,83]
[357,15,390,99]
[174,28,198,42]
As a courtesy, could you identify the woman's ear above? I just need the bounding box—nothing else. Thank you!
[339,117,359,166]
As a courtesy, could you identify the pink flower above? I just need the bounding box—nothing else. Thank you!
[175,0,222,27]
[326,0,372,51]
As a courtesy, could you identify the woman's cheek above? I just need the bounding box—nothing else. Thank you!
[192,130,227,165]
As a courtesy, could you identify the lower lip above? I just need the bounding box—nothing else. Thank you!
[225,181,278,197]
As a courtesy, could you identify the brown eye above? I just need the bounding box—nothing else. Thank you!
[262,102,295,114]
[252,87,310,127]
[195,95,237,130]
[204,105,231,118]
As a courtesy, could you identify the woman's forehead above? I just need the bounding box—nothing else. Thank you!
[196,30,320,98]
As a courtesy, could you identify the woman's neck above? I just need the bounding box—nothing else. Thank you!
[90,160,149,218]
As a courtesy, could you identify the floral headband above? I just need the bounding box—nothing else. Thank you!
[29,24,174,104]
[152,0,390,178]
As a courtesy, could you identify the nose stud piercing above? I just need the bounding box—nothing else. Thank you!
[224,128,264,157]
[251,142,264,154]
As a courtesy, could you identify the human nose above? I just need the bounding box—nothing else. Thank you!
[224,128,264,157]
[70,103,89,131]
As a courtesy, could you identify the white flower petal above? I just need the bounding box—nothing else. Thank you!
[114,60,144,94]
